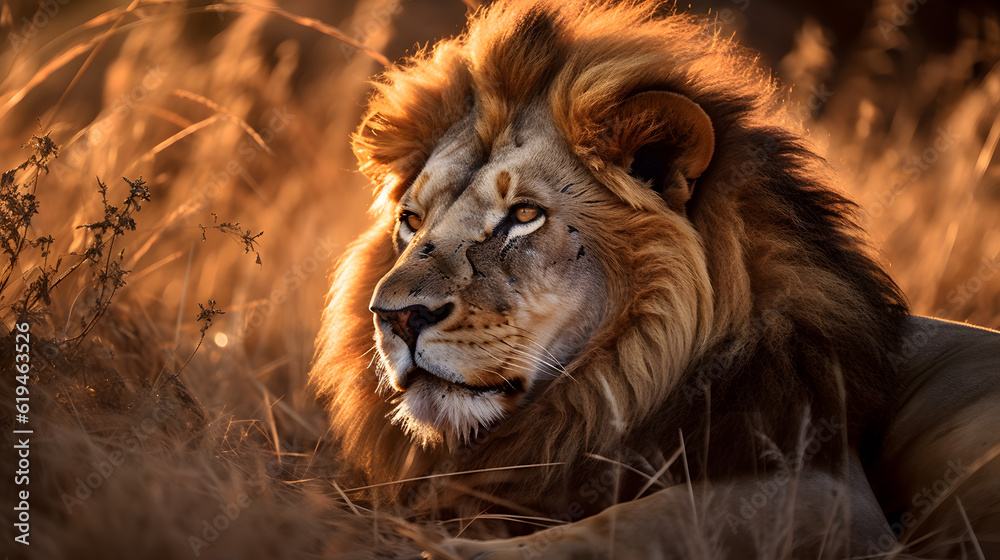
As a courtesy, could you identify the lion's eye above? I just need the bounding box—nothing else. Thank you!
[501,201,546,249]
[510,203,540,223]
[401,212,423,231]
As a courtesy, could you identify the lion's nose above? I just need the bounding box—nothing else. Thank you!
[373,303,454,349]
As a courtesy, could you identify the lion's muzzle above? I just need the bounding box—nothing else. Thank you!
[372,303,454,352]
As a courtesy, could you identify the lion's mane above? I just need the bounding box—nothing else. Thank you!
[310,0,908,519]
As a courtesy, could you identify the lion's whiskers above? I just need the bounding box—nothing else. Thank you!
[363,344,379,370]
[374,359,393,395]
[479,366,514,386]
[490,331,561,370]
[509,341,568,375]
[500,334,575,382]
[476,344,552,386]
[505,326,574,376]
[508,345,566,380]
[481,332,576,384]
[476,346,535,378]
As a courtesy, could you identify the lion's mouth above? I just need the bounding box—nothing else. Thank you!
[404,367,524,396]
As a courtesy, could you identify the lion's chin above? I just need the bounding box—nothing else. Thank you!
[387,371,519,448]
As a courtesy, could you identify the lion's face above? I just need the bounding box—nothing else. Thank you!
[370,104,608,444]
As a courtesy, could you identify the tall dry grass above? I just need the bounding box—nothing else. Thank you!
[799,5,1000,329]
[0,0,997,558]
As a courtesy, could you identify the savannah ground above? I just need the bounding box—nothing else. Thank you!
[0,0,998,558]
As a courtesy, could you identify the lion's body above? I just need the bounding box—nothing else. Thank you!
[309,0,999,556]
[872,316,1000,554]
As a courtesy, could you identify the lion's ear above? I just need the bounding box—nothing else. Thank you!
[608,91,715,211]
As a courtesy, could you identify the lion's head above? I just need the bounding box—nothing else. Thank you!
[367,90,717,446]
[311,0,907,515]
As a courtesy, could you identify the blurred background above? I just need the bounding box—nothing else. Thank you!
[0,0,998,557]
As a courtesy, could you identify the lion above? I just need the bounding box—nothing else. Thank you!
[309,1,1000,557]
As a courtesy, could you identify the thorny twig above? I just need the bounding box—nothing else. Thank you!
[200,212,264,266]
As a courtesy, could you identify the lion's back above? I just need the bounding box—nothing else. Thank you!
[872,316,1000,556]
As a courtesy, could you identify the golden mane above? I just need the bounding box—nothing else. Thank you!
[310,0,907,519]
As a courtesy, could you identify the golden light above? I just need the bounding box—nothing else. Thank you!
[214,332,229,347]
